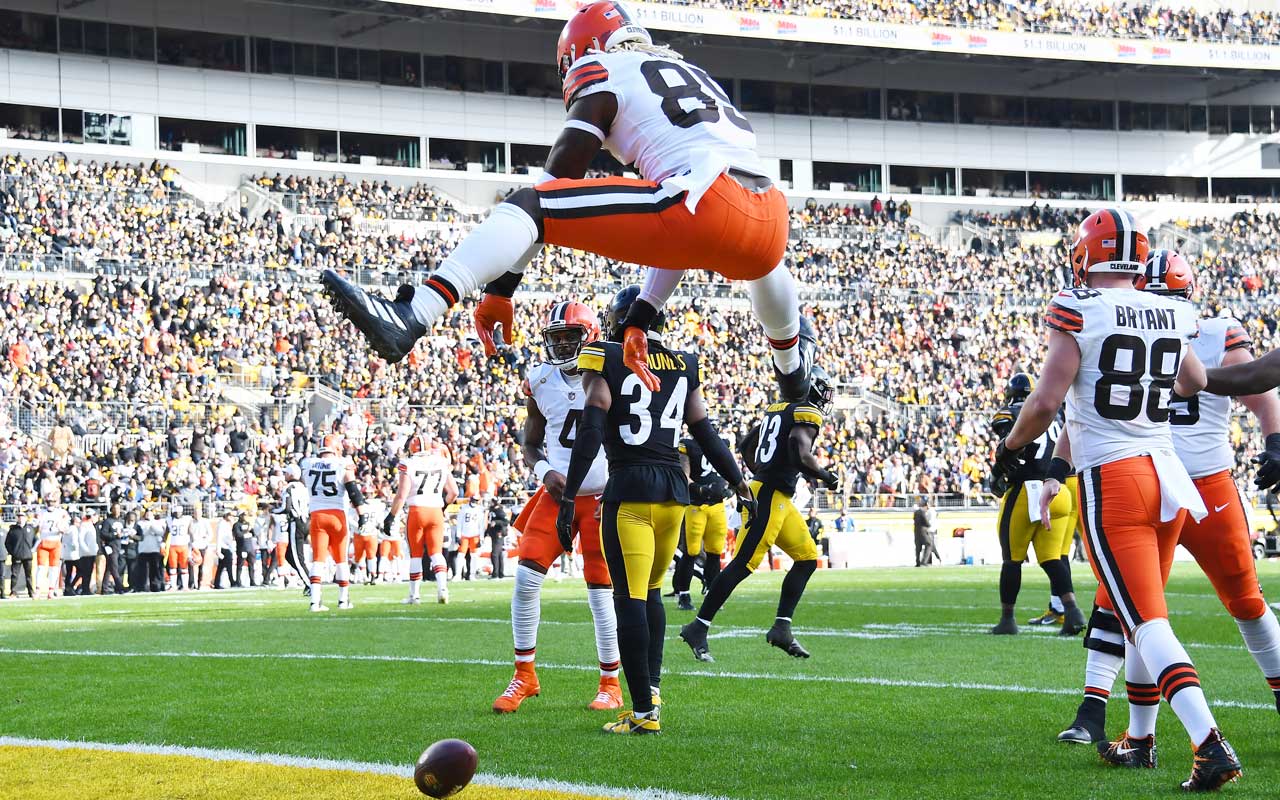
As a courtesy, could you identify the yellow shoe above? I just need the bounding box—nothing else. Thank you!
[588,676,624,710]
[602,709,661,735]
[1027,609,1065,626]
[650,687,662,709]
[492,664,540,713]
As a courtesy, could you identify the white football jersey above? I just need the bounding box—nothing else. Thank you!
[300,455,351,512]
[1170,316,1252,479]
[564,50,765,210]
[360,498,387,536]
[1045,287,1199,470]
[399,445,452,508]
[524,362,608,496]
[457,503,486,538]
[165,516,192,547]
[36,508,68,541]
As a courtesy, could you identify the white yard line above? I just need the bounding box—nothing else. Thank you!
[0,736,727,800]
[1,647,1271,711]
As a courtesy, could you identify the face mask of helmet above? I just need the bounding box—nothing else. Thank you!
[544,325,587,367]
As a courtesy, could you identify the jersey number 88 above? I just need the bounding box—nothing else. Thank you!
[1094,334,1182,423]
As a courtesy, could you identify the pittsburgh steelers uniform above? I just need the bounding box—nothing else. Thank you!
[991,404,1075,567]
[735,402,823,572]
[671,436,730,601]
[577,339,700,600]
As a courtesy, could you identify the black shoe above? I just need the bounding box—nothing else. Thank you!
[1058,724,1105,745]
[676,593,694,612]
[1059,606,1087,636]
[774,364,811,403]
[1181,728,1241,792]
[990,616,1019,635]
[766,624,810,658]
[320,270,426,364]
[1098,731,1157,769]
[679,621,715,663]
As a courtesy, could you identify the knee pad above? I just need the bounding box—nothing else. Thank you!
[1227,595,1267,620]
[1083,605,1125,657]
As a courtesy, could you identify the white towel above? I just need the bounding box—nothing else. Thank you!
[1024,480,1044,524]
[1150,448,1208,523]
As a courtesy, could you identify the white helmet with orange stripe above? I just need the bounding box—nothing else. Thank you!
[542,300,601,370]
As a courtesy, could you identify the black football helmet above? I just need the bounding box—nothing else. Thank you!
[1005,373,1035,404]
[807,364,834,413]
[605,284,666,343]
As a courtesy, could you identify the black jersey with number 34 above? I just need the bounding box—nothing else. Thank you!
[747,402,825,497]
[577,339,702,504]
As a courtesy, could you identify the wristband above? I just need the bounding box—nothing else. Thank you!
[1047,457,1072,484]
[534,460,554,484]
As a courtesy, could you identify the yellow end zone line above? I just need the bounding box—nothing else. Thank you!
[0,737,730,800]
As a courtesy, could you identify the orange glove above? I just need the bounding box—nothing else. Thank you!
[474,294,515,356]
[622,326,661,392]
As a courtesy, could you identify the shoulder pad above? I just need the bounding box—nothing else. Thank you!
[1044,296,1084,334]
[577,342,607,373]
[793,404,824,427]
[562,59,611,109]
[1223,318,1252,353]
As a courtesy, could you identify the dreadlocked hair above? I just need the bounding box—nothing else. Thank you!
[611,40,684,61]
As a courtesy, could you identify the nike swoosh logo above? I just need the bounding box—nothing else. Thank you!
[1115,746,1137,756]
[1215,503,1230,513]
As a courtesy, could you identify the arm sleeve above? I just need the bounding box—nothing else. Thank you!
[344,481,365,508]
[688,417,743,487]
[561,404,607,501]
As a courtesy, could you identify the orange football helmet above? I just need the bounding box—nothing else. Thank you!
[1137,249,1196,298]
[556,1,650,78]
[319,433,343,454]
[542,301,601,368]
[1069,208,1149,287]
[407,429,432,454]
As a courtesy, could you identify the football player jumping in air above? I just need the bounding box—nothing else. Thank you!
[988,373,1086,637]
[1054,250,1280,753]
[321,0,813,402]
[493,300,623,714]
[998,209,1241,791]
[558,286,753,734]
[680,359,839,663]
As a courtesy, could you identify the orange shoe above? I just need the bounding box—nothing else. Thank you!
[492,665,540,713]
[587,676,624,710]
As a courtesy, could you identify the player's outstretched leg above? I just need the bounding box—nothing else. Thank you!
[586,584,623,711]
[322,202,540,362]
[1059,606,1123,744]
[494,562,543,713]
[1234,606,1280,714]
[767,559,815,658]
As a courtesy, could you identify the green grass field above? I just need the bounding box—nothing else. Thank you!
[2,562,1279,799]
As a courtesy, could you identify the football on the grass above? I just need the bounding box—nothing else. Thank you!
[414,739,478,797]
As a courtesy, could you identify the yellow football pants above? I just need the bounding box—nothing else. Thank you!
[738,481,817,572]
[602,501,685,601]
[683,502,728,556]
[998,481,1073,564]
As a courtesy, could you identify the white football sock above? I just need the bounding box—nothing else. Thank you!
[430,554,448,591]
[335,563,350,602]
[1133,618,1216,745]
[587,586,620,676]
[512,565,544,661]
[1236,607,1280,680]
[1084,646,1123,699]
[747,264,801,374]
[309,563,325,606]
[408,577,420,600]
[1050,595,1065,614]
[1124,638,1159,738]
[410,203,539,326]
[638,267,686,311]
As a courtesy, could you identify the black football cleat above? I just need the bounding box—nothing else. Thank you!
[990,617,1019,635]
[679,621,715,663]
[1181,728,1241,792]
[676,593,694,612]
[1058,724,1104,745]
[766,623,810,658]
[1059,606,1087,637]
[1098,731,1157,769]
[320,270,425,363]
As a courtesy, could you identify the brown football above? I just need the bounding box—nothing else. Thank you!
[414,739,478,798]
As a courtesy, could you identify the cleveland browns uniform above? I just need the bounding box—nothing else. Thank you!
[300,436,363,611]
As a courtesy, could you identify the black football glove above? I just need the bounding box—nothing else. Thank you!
[990,470,1009,497]
[735,484,757,521]
[555,498,576,553]
[381,513,394,537]
[357,514,368,530]
[994,439,1030,477]
[1254,433,1280,491]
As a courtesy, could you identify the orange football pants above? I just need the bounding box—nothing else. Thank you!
[406,506,445,559]
[353,534,377,562]
[537,173,788,280]
[309,509,349,565]
[36,539,61,568]
[513,486,610,585]
[166,545,189,570]
[1078,455,1186,637]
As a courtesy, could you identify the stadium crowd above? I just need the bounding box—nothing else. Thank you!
[672,0,1280,45]
[3,155,1279,598]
